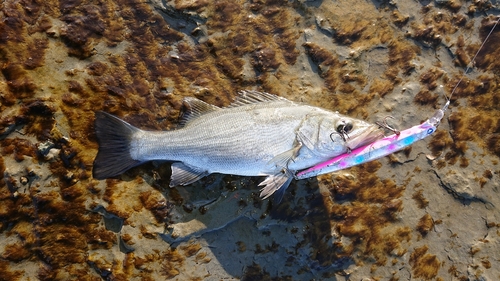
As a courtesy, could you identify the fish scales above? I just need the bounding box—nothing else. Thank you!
[133,104,315,173]
[93,90,384,202]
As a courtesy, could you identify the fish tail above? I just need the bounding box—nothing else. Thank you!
[92,111,143,179]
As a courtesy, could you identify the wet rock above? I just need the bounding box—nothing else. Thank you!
[1,0,500,280]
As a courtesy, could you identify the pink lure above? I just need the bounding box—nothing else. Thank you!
[295,101,449,180]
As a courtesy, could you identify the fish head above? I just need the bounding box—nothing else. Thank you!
[316,115,384,157]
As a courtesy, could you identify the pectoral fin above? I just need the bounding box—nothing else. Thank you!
[170,162,208,187]
[267,142,302,169]
[296,123,318,151]
[259,171,293,203]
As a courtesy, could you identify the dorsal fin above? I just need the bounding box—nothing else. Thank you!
[178,97,220,126]
[227,90,291,107]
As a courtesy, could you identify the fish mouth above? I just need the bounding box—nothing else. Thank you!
[345,125,384,149]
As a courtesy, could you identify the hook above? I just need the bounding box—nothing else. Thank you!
[376,116,400,136]
[330,130,348,143]
[330,131,352,153]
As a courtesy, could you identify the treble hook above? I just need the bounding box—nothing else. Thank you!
[330,131,352,153]
[330,131,347,143]
[339,124,351,140]
[376,116,400,136]
[330,121,351,143]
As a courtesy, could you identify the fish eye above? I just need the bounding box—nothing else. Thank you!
[336,122,353,134]
[344,123,353,133]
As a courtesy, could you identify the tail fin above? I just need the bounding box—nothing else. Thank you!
[93,111,143,179]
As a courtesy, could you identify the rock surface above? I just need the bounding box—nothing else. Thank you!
[1,0,499,280]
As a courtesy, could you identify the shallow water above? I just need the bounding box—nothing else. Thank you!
[1,0,500,280]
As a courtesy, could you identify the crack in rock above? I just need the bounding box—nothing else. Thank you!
[431,169,492,207]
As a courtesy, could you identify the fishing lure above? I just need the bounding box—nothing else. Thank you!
[296,103,448,179]
[296,15,500,180]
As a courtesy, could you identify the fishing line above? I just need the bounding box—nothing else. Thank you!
[447,15,500,102]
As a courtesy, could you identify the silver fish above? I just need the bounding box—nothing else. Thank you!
[93,91,383,202]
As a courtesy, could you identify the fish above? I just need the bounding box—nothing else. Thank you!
[92,90,384,202]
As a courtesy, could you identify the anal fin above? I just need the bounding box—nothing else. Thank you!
[170,162,208,187]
